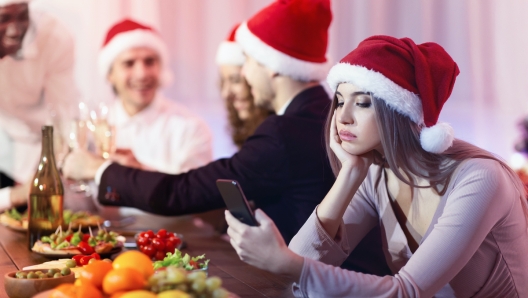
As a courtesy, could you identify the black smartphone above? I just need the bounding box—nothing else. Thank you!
[216,179,259,226]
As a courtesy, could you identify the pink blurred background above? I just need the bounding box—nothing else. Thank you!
[31,0,528,162]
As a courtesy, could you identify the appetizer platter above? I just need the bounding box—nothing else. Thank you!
[31,225,125,258]
[0,208,103,232]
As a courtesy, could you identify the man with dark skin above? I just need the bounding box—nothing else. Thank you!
[0,0,79,210]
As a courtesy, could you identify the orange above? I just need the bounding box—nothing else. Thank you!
[50,283,103,298]
[112,250,154,279]
[119,290,157,298]
[110,291,127,298]
[79,260,113,289]
[102,268,146,295]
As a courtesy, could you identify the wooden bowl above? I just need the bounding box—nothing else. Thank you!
[4,269,75,298]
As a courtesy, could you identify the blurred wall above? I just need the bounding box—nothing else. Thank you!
[30,0,528,161]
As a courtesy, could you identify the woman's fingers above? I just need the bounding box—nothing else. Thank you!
[225,210,247,234]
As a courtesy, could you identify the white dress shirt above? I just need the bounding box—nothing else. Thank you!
[0,10,78,209]
[94,94,213,227]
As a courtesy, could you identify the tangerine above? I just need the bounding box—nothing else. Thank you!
[112,250,154,279]
[102,267,146,294]
[50,283,103,298]
[79,260,113,289]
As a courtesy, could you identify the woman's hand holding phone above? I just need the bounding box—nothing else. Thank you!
[225,209,303,279]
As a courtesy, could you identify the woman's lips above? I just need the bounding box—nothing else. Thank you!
[339,130,356,141]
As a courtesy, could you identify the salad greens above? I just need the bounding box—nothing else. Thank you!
[153,249,209,270]
[7,208,23,221]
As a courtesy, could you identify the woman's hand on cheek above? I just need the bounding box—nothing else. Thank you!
[225,209,303,278]
[330,110,373,172]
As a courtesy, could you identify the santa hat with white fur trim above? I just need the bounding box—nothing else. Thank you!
[0,0,30,5]
[235,0,331,82]
[98,19,172,85]
[327,35,460,154]
[216,24,245,66]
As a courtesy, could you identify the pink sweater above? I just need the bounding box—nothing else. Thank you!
[289,159,528,297]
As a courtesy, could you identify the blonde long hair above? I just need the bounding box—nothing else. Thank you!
[325,93,528,217]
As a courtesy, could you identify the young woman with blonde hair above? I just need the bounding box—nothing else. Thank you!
[225,35,528,297]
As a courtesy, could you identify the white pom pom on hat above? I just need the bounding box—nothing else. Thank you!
[216,24,245,66]
[326,35,460,154]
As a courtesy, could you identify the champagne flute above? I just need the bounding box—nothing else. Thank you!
[89,103,116,159]
[66,102,90,193]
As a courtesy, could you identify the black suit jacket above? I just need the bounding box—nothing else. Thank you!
[99,86,334,243]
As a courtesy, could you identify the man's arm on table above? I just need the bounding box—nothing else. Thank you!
[97,117,288,216]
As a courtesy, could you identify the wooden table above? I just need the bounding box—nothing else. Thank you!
[0,211,295,298]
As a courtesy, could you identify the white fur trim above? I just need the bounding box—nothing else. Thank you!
[0,0,29,6]
[216,41,245,66]
[98,29,173,86]
[327,63,424,124]
[235,22,329,82]
[420,122,454,153]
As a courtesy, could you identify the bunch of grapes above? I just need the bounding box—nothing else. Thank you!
[148,266,229,298]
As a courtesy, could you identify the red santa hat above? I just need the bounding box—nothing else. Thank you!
[327,35,460,154]
[216,24,245,66]
[235,0,331,82]
[98,19,172,85]
[0,0,30,5]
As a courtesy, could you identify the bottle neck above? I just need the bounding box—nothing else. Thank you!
[40,126,57,170]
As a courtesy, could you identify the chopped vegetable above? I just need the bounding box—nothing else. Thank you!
[153,249,209,271]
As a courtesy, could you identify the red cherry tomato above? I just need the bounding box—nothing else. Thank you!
[151,238,165,251]
[156,229,167,238]
[77,241,95,255]
[90,253,101,260]
[189,260,200,269]
[72,255,84,267]
[137,236,150,246]
[155,250,166,261]
[65,235,73,242]
[164,239,176,254]
[146,230,155,238]
[79,255,93,266]
[142,244,155,257]
[82,234,90,242]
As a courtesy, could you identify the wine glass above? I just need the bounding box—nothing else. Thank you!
[66,102,91,193]
[88,103,116,159]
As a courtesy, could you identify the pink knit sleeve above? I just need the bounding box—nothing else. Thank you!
[291,159,520,297]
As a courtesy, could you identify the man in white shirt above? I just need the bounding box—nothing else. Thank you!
[0,0,78,210]
[93,19,213,228]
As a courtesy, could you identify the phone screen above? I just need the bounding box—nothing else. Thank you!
[216,179,259,226]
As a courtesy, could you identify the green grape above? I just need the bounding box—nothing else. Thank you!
[192,278,206,293]
[212,288,229,298]
[53,273,62,278]
[187,271,207,282]
[205,276,222,292]
[175,283,189,293]
[166,268,186,284]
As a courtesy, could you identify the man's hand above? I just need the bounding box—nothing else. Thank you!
[110,149,143,170]
[62,149,106,181]
[9,182,30,207]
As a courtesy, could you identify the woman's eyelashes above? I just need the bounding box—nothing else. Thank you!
[337,101,344,108]
[356,101,371,108]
